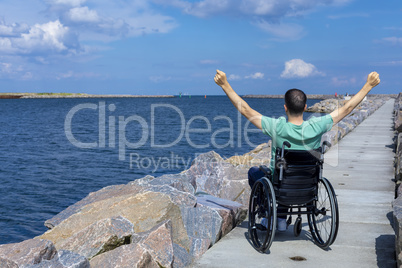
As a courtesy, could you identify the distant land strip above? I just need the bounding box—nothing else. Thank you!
[243,94,398,99]
[0,93,174,99]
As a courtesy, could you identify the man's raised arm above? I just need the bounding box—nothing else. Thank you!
[330,72,380,124]
[214,69,263,129]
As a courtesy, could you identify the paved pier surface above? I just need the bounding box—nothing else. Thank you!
[192,99,396,268]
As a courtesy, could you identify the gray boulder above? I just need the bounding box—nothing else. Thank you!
[0,257,18,268]
[90,221,174,268]
[0,239,56,267]
[130,220,174,268]
[183,151,251,206]
[25,250,89,268]
[90,243,158,268]
[44,177,154,229]
[56,216,133,259]
[196,194,247,238]
[39,191,191,254]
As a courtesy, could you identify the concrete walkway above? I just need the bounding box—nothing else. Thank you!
[192,99,396,268]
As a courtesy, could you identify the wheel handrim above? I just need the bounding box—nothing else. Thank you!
[308,178,337,248]
[248,178,276,252]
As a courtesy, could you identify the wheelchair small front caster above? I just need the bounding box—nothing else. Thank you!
[294,216,302,237]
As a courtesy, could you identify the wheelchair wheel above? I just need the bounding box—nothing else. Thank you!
[294,216,302,237]
[248,177,277,252]
[308,177,339,249]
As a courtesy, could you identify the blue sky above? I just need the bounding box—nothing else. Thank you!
[0,0,401,95]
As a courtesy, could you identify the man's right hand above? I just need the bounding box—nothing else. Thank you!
[330,71,380,124]
[214,70,228,87]
[367,72,380,88]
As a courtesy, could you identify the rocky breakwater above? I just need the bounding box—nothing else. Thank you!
[392,93,402,267]
[0,143,272,267]
[0,95,389,268]
[308,96,388,147]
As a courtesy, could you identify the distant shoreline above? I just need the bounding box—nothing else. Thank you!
[0,93,397,99]
[0,93,175,99]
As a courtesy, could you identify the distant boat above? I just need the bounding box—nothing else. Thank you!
[205,95,206,98]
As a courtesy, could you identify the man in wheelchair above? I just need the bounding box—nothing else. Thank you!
[214,70,380,251]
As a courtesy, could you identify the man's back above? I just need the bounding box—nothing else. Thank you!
[261,114,333,170]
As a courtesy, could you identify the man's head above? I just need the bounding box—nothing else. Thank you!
[284,88,307,116]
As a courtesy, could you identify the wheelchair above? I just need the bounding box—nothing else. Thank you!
[248,141,339,252]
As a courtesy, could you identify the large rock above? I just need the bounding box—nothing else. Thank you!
[306,99,347,113]
[394,196,402,268]
[26,250,90,268]
[183,151,251,206]
[130,221,174,268]
[133,184,197,207]
[0,257,18,268]
[90,221,174,268]
[56,216,133,259]
[46,174,196,230]
[225,142,271,167]
[137,173,196,194]
[395,133,402,184]
[196,194,247,238]
[172,243,192,267]
[395,93,402,132]
[0,239,57,267]
[38,191,191,253]
[181,205,222,258]
[90,243,158,268]
[180,194,248,260]
[44,177,154,229]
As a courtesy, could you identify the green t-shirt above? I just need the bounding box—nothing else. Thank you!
[261,114,333,171]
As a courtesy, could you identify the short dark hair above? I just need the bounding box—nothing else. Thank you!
[284,88,307,116]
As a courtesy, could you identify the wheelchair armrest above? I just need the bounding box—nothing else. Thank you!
[259,165,271,177]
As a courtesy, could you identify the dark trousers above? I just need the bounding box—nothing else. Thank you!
[248,166,287,219]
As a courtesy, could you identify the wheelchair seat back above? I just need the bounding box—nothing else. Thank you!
[273,148,322,206]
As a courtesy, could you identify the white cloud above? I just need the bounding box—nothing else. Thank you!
[157,0,351,41]
[328,13,369,19]
[372,60,402,66]
[47,0,86,7]
[22,72,34,80]
[0,0,179,57]
[246,72,264,79]
[0,62,13,74]
[150,75,172,83]
[381,37,402,46]
[125,14,177,36]
[0,21,29,37]
[0,61,34,80]
[280,59,325,79]
[0,20,80,55]
[200,59,219,65]
[67,6,100,23]
[161,0,353,18]
[383,27,402,31]
[254,21,305,41]
[228,74,242,80]
[56,70,100,79]
[227,72,265,80]
[332,76,357,87]
[166,0,229,18]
